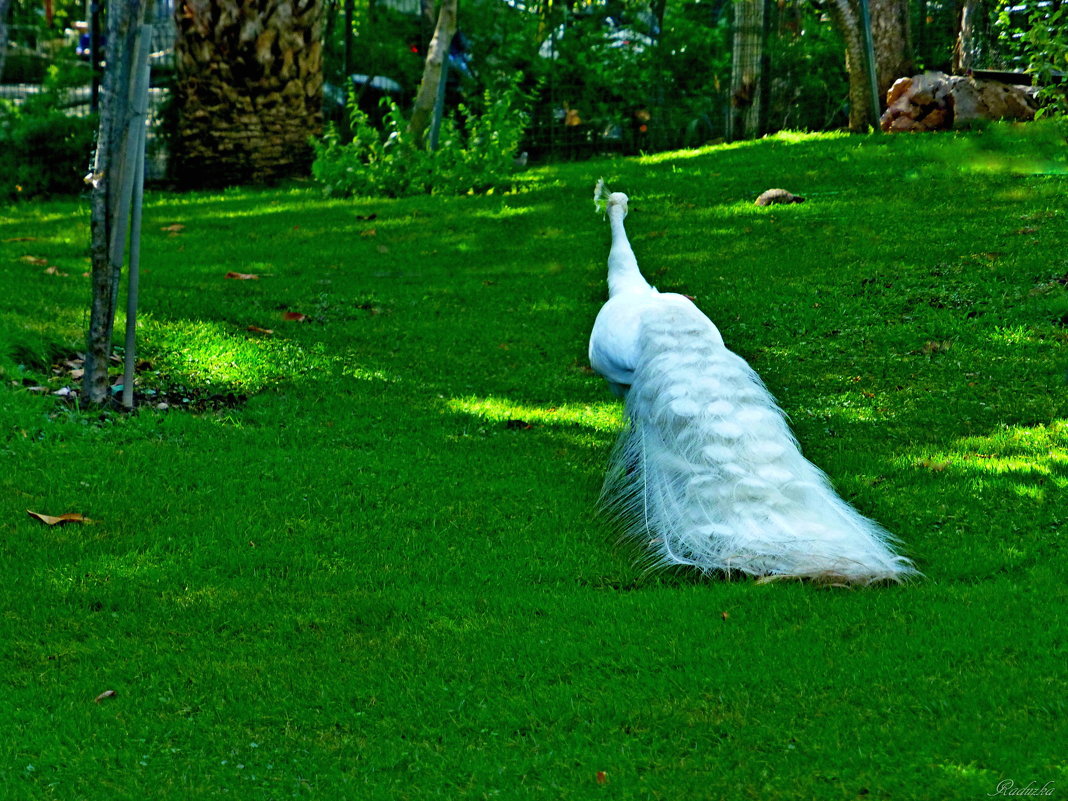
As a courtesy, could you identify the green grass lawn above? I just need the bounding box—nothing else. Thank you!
[1,126,1066,799]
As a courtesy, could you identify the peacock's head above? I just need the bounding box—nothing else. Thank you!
[594,179,628,217]
[606,192,628,216]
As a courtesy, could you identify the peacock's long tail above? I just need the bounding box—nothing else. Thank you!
[601,301,917,584]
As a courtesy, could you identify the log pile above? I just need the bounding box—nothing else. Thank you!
[880,71,1037,133]
[172,0,324,188]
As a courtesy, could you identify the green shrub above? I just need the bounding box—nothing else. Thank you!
[1022,4,1068,120]
[994,0,1068,122]
[311,82,530,198]
[0,63,96,200]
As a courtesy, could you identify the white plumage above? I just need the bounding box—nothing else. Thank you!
[589,181,915,584]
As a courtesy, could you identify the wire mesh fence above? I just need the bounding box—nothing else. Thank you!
[0,2,175,186]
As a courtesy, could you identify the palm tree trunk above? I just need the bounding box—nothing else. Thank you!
[953,0,980,74]
[827,0,872,132]
[173,0,325,188]
[869,0,911,98]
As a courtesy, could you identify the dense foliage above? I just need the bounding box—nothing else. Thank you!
[0,62,95,200]
[321,0,851,158]
[312,82,530,198]
[1019,4,1068,120]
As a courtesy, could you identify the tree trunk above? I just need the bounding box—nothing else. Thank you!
[651,0,668,35]
[826,0,871,132]
[173,0,325,188]
[730,0,765,140]
[408,0,458,144]
[84,1,151,405]
[0,0,12,81]
[953,0,979,74]
[869,0,911,98]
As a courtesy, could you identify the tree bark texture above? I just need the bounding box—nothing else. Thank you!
[85,0,150,405]
[869,0,911,99]
[173,0,324,188]
[730,0,766,140]
[953,0,979,74]
[0,0,12,81]
[408,0,458,144]
[826,0,871,132]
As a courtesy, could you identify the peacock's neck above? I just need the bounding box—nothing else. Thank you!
[606,207,650,297]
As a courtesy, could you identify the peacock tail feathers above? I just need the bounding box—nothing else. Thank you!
[589,182,917,585]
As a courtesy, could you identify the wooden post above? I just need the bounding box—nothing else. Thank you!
[89,0,102,111]
[343,0,353,77]
[427,57,448,151]
[122,26,153,409]
[0,0,12,82]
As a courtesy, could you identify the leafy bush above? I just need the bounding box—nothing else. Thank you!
[1022,4,1068,120]
[312,82,530,198]
[0,63,96,200]
[994,0,1068,121]
[765,5,850,133]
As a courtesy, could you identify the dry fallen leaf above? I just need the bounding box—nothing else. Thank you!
[4,236,38,243]
[225,271,259,280]
[44,266,69,277]
[247,325,274,335]
[161,223,185,233]
[21,255,49,266]
[596,771,608,785]
[94,689,117,703]
[27,510,94,526]
[283,312,308,322]
[721,611,729,621]
[359,228,377,238]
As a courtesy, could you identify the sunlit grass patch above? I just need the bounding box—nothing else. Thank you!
[989,324,1035,346]
[906,420,1068,492]
[139,316,335,394]
[341,364,396,383]
[446,395,622,433]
